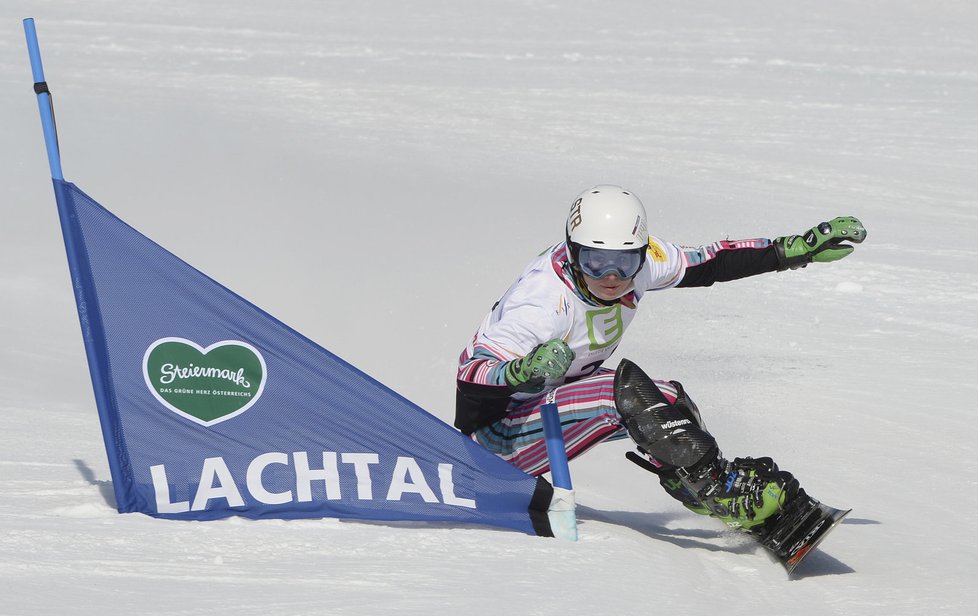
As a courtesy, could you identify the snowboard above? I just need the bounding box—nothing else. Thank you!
[754,493,851,576]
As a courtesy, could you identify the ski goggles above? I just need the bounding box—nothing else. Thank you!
[576,246,645,279]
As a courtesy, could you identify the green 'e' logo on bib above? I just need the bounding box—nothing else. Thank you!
[586,305,624,351]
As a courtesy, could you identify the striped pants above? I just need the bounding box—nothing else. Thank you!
[472,369,680,477]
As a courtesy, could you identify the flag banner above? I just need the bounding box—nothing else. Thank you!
[53,179,553,535]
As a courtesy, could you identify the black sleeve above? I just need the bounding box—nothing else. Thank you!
[676,244,781,288]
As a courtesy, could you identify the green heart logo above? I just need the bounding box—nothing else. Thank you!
[143,338,266,426]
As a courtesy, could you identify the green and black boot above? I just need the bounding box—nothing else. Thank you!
[683,455,798,531]
[630,451,799,531]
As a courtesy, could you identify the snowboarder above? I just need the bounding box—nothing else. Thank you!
[455,184,866,532]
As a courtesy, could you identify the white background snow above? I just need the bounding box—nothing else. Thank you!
[2,1,977,614]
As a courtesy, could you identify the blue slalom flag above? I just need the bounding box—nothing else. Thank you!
[51,180,555,535]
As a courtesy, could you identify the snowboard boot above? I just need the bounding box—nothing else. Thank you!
[684,455,799,531]
[628,451,800,531]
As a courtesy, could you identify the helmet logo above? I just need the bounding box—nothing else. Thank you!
[568,198,583,232]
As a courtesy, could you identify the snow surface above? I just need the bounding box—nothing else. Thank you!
[2,1,977,613]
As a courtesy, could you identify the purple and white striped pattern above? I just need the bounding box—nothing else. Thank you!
[457,341,512,387]
[681,238,772,267]
[473,370,679,477]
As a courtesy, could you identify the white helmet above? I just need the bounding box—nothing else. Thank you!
[565,185,649,279]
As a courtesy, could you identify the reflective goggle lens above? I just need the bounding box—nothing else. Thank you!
[577,246,644,279]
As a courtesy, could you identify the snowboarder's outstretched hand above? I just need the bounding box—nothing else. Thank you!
[505,339,575,393]
[774,216,866,270]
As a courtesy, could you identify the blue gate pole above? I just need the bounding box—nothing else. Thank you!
[540,390,578,540]
[24,18,64,181]
[23,18,132,511]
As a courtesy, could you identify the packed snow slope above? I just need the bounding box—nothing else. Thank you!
[2,1,977,614]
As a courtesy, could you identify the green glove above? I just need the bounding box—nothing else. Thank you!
[774,216,867,271]
[505,339,575,393]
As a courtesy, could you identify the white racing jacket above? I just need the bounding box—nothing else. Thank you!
[454,237,778,434]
